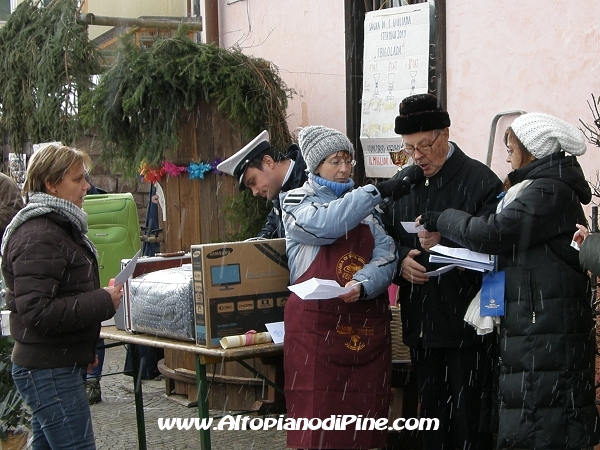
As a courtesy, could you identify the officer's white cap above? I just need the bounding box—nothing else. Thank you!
[216,130,271,190]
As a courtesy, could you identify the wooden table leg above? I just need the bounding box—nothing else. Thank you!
[195,356,211,450]
[130,344,148,450]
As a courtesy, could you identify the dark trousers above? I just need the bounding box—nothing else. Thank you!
[411,341,494,450]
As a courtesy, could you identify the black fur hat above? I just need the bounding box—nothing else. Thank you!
[394,93,451,135]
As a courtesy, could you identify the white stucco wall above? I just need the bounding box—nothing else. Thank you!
[218,0,347,138]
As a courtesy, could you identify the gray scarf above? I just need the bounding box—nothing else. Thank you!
[1,192,98,258]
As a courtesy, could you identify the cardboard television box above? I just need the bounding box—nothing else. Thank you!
[191,239,289,347]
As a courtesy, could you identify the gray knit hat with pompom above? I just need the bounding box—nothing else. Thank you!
[298,126,355,173]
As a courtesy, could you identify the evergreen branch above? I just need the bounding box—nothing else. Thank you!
[0,0,100,151]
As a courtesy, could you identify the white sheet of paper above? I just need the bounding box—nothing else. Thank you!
[401,221,425,233]
[114,250,141,285]
[288,278,365,300]
[155,182,167,222]
[425,264,456,276]
[265,321,285,344]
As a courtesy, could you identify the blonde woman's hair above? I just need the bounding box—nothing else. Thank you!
[22,144,92,200]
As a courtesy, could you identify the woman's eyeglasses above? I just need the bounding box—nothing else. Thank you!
[322,159,356,167]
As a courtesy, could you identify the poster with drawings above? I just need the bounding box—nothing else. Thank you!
[360,4,430,178]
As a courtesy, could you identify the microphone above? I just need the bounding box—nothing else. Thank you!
[377,165,424,210]
[398,164,424,196]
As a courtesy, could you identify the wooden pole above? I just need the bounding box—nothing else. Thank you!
[77,13,203,31]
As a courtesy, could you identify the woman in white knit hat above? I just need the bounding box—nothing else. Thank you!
[280,125,397,450]
[418,112,600,449]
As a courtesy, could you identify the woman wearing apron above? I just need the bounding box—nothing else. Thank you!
[280,125,397,449]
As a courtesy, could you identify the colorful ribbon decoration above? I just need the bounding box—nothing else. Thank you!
[162,160,188,177]
[188,162,212,180]
[138,158,224,183]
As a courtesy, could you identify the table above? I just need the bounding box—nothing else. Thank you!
[100,326,283,450]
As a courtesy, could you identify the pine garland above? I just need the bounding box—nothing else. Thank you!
[221,189,273,242]
[0,0,100,152]
[81,33,294,175]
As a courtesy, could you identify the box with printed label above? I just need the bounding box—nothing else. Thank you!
[191,239,289,347]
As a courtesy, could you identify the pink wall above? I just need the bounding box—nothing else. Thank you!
[218,0,347,138]
[446,1,600,198]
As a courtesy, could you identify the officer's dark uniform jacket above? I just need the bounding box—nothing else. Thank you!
[380,143,503,348]
[257,144,308,239]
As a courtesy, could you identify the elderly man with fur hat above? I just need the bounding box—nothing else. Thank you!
[379,93,503,450]
[279,125,398,450]
[418,112,600,450]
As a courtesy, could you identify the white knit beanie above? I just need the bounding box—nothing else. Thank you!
[298,126,355,173]
[510,112,586,159]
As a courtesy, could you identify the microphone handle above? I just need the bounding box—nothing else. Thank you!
[379,178,411,209]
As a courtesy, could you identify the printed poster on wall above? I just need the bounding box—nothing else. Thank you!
[360,4,430,178]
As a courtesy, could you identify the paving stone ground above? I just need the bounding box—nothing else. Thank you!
[90,340,288,450]
[89,316,600,450]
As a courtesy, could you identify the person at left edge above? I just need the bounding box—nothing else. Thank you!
[0,172,24,239]
[0,172,24,309]
[1,144,123,450]
[217,130,308,238]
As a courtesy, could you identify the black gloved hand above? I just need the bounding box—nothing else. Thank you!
[418,211,442,232]
[375,178,409,200]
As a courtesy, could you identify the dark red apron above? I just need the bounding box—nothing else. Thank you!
[284,224,391,449]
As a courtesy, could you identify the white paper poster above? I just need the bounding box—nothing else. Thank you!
[360,4,431,178]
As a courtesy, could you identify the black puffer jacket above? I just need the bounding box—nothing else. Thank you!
[436,152,600,449]
[380,144,503,348]
[2,212,115,369]
[257,144,308,238]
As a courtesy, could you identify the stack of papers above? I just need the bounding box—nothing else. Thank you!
[428,245,494,273]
